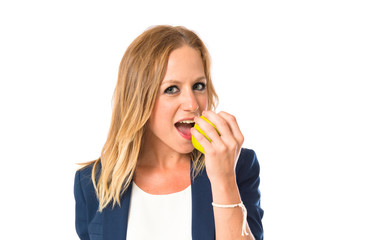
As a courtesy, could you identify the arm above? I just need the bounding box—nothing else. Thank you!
[210,175,255,239]
[210,149,263,240]
[236,149,264,240]
[192,111,263,239]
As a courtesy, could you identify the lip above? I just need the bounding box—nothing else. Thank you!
[176,129,192,140]
[175,117,195,124]
[174,117,196,140]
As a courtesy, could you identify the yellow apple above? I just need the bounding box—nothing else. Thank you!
[192,116,220,154]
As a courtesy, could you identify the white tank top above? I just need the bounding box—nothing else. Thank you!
[127,182,192,240]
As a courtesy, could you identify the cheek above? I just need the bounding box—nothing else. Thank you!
[198,94,208,111]
[150,98,174,125]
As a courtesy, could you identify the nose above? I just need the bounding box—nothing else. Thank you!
[181,88,199,113]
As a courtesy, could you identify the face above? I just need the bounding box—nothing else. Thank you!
[145,45,208,154]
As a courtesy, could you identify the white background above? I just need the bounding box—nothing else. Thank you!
[1,0,389,239]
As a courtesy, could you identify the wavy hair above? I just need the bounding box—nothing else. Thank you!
[82,25,218,211]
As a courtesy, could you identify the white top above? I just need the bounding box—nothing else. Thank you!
[127,182,192,240]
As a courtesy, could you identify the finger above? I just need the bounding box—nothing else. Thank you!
[194,115,224,146]
[190,126,213,153]
[217,111,245,145]
[202,111,236,143]
[201,111,240,154]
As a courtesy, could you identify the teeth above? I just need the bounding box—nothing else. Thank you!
[179,120,194,124]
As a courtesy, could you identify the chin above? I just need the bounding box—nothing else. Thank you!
[179,148,195,155]
[175,144,195,155]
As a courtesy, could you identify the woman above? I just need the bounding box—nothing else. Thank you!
[74,25,264,240]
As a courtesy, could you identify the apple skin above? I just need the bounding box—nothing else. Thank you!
[192,116,220,154]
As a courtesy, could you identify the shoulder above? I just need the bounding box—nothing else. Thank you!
[238,148,257,162]
[75,163,95,187]
[235,148,261,189]
[236,148,260,175]
[74,162,101,238]
[74,162,100,205]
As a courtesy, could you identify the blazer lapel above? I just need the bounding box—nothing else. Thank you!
[98,167,215,240]
[191,166,215,240]
[102,182,132,240]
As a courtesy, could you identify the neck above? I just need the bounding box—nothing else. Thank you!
[138,131,190,170]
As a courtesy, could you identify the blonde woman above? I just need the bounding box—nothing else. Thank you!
[74,25,264,240]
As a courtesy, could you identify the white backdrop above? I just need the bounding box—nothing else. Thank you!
[0,0,389,239]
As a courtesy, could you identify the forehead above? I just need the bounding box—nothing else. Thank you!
[162,46,205,83]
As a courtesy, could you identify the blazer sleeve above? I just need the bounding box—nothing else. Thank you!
[236,148,264,240]
[74,169,91,240]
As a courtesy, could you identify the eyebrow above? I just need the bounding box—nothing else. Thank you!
[161,76,207,85]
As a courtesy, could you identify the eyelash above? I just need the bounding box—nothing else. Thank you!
[194,82,206,91]
[164,82,206,94]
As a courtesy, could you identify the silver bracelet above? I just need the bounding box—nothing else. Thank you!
[212,201,249,236]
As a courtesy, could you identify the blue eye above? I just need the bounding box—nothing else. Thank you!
[193,82,206,91]
[164,86,179,94]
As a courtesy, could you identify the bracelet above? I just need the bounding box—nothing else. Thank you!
[212,201,249,236]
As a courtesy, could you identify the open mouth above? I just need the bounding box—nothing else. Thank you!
[174,120,195,140]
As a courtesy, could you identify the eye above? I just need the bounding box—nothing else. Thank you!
[164,85,179,94]
[193,82,206,91]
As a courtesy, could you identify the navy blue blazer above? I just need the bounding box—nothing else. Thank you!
[74,148,264,240]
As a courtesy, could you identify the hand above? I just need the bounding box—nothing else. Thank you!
[191,111,244,185]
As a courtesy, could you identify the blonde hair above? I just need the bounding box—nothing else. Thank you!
[83,25,218,211]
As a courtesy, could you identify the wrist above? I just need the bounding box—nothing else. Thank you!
[210,176,241,204]
[209,172,236,187]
